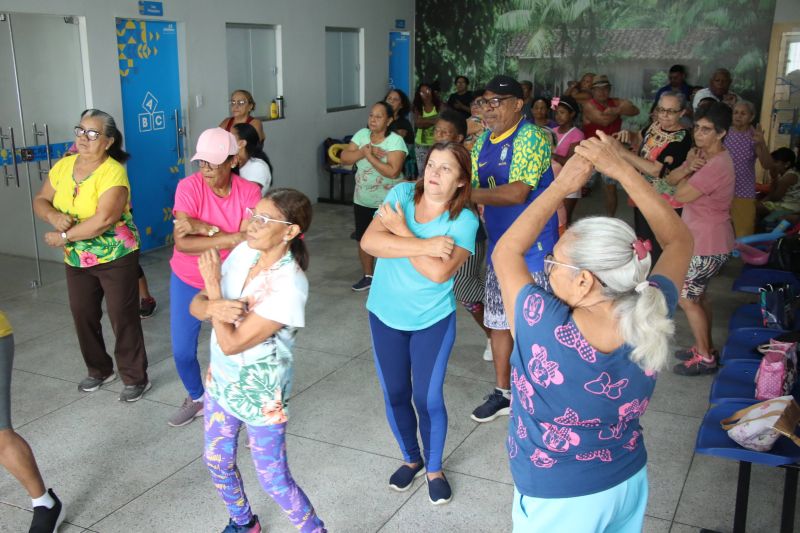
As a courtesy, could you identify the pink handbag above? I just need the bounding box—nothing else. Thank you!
[755,351,788,400]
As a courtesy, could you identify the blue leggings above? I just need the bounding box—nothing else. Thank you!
[170,272,204,400]
[369,312,456,472]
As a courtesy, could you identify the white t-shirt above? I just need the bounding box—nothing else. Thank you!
[239,158,272,196]
[205,242,308,426]
[692,87,738,110]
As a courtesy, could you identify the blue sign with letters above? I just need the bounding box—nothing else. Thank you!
[395,19,406,29]
[117,18,183,250]
[138,1,163,16]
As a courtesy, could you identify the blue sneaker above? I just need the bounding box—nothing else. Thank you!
[389,462,425,492]
[427,475,452,505]
[221,515,261,533]
[470,389,510,423]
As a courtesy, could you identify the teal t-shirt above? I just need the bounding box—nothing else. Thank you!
[366,182,479,330]
[351,128,408,208]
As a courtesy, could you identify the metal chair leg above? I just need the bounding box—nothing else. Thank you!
[733,461,751,533]
[781,466,798,533]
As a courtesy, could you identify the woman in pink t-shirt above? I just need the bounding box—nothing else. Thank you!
[550,96,584,225]
[168,128,262,427]
[665,103,735,376]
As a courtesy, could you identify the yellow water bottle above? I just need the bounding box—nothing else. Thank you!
[270,100,278,119]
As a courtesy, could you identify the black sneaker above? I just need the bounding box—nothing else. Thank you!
[28,489,65,533]
[427,475,452,505]
[470,389,510,423]
[77,373,117,393]
[673,351,718,376]
[139,297,157,319]
[389,462,425,492]
[351,275,373,292]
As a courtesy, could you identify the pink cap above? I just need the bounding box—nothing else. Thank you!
[191,128,238,165]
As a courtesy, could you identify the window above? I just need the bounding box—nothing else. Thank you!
[326,27,363,111]
[226,24,282,118]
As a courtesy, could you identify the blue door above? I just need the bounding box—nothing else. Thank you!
[116,18,184,251]
[389,31,410,96]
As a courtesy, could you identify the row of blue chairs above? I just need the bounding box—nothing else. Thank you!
[694,268,800,533]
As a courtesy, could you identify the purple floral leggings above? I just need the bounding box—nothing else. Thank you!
[203,394,326,532]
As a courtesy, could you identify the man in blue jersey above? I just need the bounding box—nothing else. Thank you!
[470,75,558,423]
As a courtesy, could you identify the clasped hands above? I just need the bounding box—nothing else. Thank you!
[44,212,75,247]
[377,201,454,260]
[198,247,249,324]
[174,216,220,238]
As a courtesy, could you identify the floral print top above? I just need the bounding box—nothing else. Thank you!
[206,243,308,426]
[50,155,140,267]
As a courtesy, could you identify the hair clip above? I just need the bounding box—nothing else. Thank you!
[550,97,560,111]
[632,239,652,260]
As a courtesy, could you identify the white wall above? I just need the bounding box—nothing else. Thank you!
[0,0,415,203]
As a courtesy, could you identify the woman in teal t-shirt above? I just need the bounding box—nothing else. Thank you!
[361,142,478,505]
[340,101,408,291]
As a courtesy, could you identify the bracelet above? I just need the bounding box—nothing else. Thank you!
[60,231,70,243]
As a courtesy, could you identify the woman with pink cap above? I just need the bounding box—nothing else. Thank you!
[167,128,262,427]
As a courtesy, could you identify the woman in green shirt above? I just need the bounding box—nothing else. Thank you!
[340,101,408,291]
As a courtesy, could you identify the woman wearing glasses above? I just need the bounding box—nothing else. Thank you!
[665,102,735,376]
[219,89,265,145]
[33,109,151,401]
[492,132,692,532]
[191,189,326,533]
[613,91,692,263]
[167,128,262,427]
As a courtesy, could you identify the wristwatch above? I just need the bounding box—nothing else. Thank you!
[60,232,69,243]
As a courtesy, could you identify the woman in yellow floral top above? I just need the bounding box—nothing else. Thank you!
[33,109,150,402]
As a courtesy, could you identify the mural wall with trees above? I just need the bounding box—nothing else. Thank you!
[416,0,775,108]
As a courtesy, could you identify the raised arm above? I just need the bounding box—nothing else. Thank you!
[492,156,593,332]
[576,132,692,289]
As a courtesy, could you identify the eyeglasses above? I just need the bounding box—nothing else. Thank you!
[245,207,292,228]
[693,124,717,135]
[230,99,250,107]
[475,96,514,109]
[196,159,230,170]
[655,107,681,116]
[543,253,607,287]
[74,126,102,141]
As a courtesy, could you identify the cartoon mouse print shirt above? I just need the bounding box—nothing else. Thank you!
[507,275,678,498]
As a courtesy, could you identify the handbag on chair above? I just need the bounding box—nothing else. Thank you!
[721,396,800,451]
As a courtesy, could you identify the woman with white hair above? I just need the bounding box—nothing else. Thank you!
[492,131,692,532]
[724,99,774,237]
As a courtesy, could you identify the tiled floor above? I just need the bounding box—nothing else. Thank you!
[0,188,796,532]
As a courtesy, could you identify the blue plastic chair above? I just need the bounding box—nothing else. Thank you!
[732,268,800,294]
[720,327,777,364]
[695,401,800,533]
[728,303,800,331]
[709,360,759,404]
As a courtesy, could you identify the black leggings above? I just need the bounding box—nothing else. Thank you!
[0,335,13,431]
[633,207,682,265]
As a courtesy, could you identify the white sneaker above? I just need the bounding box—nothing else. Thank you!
[482,339,493,362]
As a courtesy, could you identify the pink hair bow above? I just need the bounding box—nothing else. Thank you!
[632,238,652,260]
[550,96,560,110]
